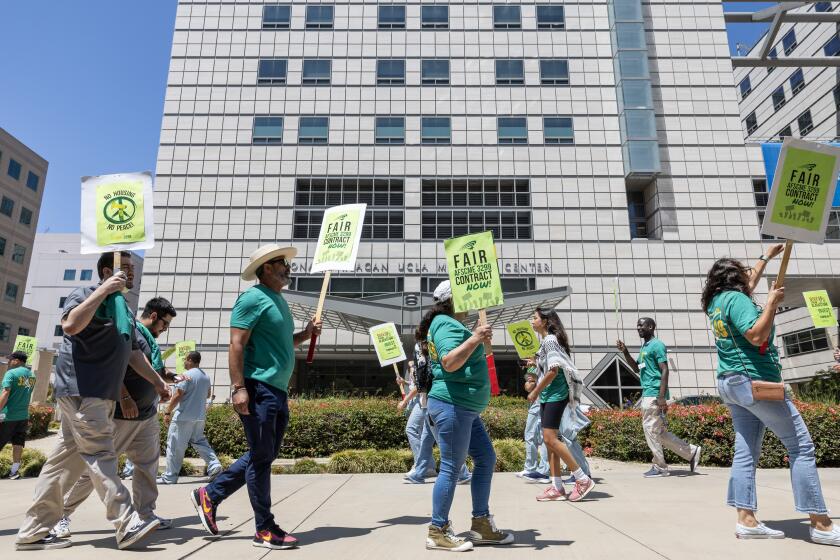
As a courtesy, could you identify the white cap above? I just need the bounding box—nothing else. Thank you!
[433,280,452,302]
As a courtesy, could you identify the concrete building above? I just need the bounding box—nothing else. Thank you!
[141,0,839,404]
[733,4,840,384]
[22,233,144,351]
[0,127,47,356]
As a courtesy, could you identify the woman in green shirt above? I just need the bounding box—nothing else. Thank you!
[528,308,595,503]
[702,251,839,546]
[418,281,514,552]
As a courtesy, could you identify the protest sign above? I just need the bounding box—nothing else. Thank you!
[162,346,177,361]
[760,139,840,287]
[370,323,406,367]
[12,335,37,366]
[444,231,503,395]
[307,204,368,363]
[507,320,540,359]
[803,290,838,329]
[175,340,196,375]
[370,323,407,396]
[81,172,155,254]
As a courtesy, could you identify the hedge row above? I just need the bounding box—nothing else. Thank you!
[27,405,54,439]
[187,398,840,468]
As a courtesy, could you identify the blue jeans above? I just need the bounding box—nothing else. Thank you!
[160,419,222,483]
[524,411,549,475]
[428,397,495,528]
[718,373,827,514]
[206,379,289,531]
[407,402,437,478]
[415,405,472,480]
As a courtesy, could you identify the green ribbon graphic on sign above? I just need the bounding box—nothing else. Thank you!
[96,181,146,245]
[445,231,504,314]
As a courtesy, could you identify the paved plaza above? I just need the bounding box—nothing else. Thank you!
[1,458,839,559]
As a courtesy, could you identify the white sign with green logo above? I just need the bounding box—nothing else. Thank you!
[81,171,156,254]
[369,323,406,367]
[310,203,367,273]
[175,340,197,375]
[13,335,37,366]
[761,138,840,244]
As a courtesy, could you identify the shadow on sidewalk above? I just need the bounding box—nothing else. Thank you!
[506,529,573,550]
[762,518,813,541]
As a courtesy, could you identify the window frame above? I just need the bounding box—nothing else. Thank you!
[421,59,450,85]
[262,4,291,29]
[495,59,525,85]
[63,269,76,281]
[19,207,32,226]
[11,244,25,265]
[739,76,752,100]
[543,116,575,144]
[4,282,19,303]
[824,34,840,56]
[782,29,797,55]
[305,5,334,28]
[378,5,406,29]
[376,59,406,85]
[771,85,786,111]
[0,196,13,218]
[421,117,452,145]
[745,111,758,135]
[252,116,284,145]
[302,59,332,86]
[783,327,830,357]
[798,109,814,136]
[297,116,330,144]
[7,159,21,180]
[80,269,93,281]
[539,59,570,85]
[421,5,449,28]
[257,58,288,85]
[536,5,565,29]
[497,117,528,144]
[789,68,805,96]
[375,117,406,145]
[493,5,522,28]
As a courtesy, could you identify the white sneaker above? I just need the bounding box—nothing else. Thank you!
[515,470,529,478]
[690,445,702,472]
[53,516,71,539]
[735,523,785,539]
[810,524,840,546]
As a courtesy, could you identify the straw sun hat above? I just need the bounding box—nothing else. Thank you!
[241,244,298,281]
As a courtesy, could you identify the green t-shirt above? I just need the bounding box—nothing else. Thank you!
[637,338,669,398]
[2,366,36,421]
[134,321,163,371]
[230,285,296,392]
[427,314,491,413]
[537,334,569,403]
[707,291,781,382]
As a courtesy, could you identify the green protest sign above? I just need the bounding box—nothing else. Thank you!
[162,346,177,360]
[506,320,540,359]
[12,336,37,366]
[175,340,196,375]
[369,323,406,367]
[444,231,504,314]
[762,139,840,244]
[310,203,367,273]
[81,171,156,254]
[803,290,838,328]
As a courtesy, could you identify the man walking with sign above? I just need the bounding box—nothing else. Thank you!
[54,297,180,539]
[16,252,171,551]
[192,244,321,550]
[617,318,702,477]
[0,351,36,480]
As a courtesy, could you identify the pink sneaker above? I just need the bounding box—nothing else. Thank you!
[536,486,567,501]
[568,477,596,502]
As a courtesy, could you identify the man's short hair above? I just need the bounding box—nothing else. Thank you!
[141,297,177,319]
[186,351,201,364]
[96,251,132,280]
[640,317,656,329]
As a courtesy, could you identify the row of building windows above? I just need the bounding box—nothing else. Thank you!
[257,58,570,87]
[63,269,93,282]
[253,115,574,145]
[292,177,533,240]
[0,237,26,265]
[740,68,805,103]
[262,4,565,30]
[288,275,536,297]
[0,196,33,225]
[0,322,31,343]
[1,150,39,192]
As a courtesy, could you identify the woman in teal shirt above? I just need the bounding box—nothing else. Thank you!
[418,281,514,552]
[703,251,839,546]
[528,308,595,503]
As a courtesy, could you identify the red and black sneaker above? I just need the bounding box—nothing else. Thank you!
[191,487,219,536]
[253,526,299,550]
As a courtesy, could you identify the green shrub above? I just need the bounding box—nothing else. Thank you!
[327,449,414,474]
[289,459,327,474]
[581,401,840,468]
[0,448,47,478]
[27,405,54,438]
[798,369,840,405]
[218,454,235,470]
[492,438,526,472]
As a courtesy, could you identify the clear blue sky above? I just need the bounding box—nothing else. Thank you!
[0,1,769,233]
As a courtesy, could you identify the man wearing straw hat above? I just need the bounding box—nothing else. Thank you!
[192,244,321,550]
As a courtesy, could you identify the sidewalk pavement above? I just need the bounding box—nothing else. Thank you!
[2,458,840,559]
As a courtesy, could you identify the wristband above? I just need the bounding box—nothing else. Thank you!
[759,255,770,263]
[164,412,171,416]
[233,386,247,394]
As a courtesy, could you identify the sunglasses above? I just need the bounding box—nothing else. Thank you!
[266,257,291,267]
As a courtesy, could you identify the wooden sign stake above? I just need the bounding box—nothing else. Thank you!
[306,271,331,364]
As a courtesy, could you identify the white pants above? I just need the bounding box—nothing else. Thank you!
[641,396,693,469]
